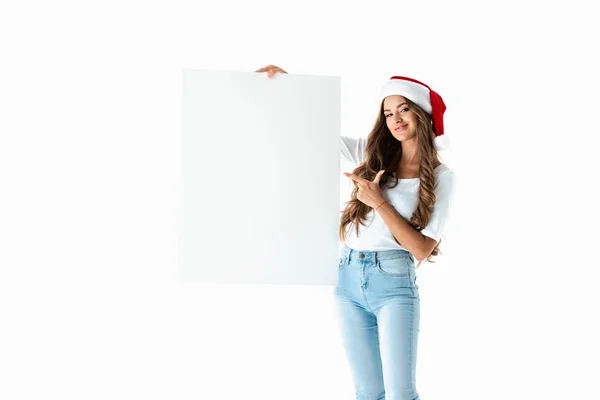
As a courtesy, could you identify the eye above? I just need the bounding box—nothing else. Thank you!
[385,107,410,118]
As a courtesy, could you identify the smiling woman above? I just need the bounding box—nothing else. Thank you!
[256,65,456,400]
[335,75,454,400]
[339,77,453,267]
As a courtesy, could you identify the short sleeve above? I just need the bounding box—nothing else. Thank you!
[420,169,456,242]
[340,136,367,165]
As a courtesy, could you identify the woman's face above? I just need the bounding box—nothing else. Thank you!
[383,95,418,143]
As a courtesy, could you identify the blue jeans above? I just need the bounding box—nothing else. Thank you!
[333,244,420,400]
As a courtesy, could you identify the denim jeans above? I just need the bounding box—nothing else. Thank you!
[333,244,420,400]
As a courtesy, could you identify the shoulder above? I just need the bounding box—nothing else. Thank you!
[434,163,454,177]
[433,164,455,189]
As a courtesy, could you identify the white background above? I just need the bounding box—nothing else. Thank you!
[1,1,598,399]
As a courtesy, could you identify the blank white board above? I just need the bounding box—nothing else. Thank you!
[178,68,342,285]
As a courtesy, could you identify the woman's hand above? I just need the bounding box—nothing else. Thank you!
[255,64,288,78]
[344,170,387,210]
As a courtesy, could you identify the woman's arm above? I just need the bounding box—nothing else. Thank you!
[340,136,366,165]
[375,203,431,261]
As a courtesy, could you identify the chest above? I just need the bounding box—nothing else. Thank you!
[395,166,419,179]
[394,162,441,179]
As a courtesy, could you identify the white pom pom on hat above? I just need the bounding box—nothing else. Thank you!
[380,76,449,151]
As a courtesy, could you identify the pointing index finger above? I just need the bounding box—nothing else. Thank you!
[343,172,368,184]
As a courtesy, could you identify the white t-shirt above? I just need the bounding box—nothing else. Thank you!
[340,136,456,252]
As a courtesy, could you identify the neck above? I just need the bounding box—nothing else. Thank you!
[400,148,419,165]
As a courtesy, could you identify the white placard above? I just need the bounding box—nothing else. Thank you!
[179,68,342,285]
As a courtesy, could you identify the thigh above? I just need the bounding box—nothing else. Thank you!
[332,296,385,400]
[376,299,420,400]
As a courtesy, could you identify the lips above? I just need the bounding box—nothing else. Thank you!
[395,124,407,132]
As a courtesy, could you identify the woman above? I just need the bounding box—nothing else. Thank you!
[256,65,456,400]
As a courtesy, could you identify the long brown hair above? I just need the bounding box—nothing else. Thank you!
[339,97,444,268]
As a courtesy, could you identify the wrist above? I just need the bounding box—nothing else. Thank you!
[374,199,388,212]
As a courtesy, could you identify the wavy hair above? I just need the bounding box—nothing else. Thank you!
[339,97,444,268]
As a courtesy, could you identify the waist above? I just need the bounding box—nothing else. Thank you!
[340,243,414,262]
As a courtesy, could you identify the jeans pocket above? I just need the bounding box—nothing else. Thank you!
[338,255,348,270]
[376,255,413,277]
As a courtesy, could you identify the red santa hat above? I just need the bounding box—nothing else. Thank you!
[380,76,449,151]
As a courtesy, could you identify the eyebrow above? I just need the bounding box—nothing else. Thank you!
[383,103,408,112]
